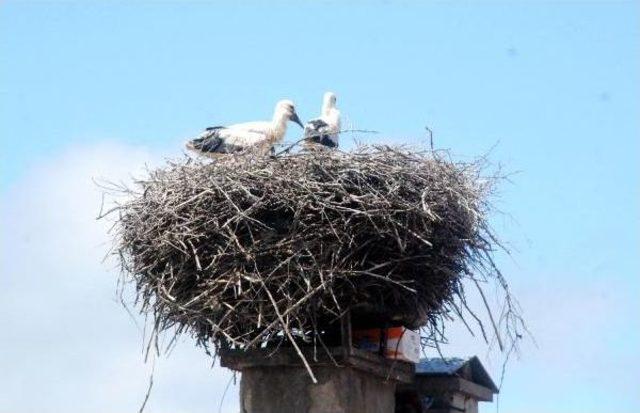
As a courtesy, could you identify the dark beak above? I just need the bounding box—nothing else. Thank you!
[290,112,304,128]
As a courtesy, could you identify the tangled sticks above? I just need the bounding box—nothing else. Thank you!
[106,146,522,362]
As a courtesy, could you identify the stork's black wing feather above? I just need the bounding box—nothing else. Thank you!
[318,136,338,148]
[187,127,240,153]
[304,119,328,139]
[304,119,337,148]
[307,119,328,130]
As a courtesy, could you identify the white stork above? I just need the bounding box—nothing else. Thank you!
[186,100,304,157]
[303,92,341,149]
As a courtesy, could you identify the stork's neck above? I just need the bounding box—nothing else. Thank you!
[270,111,289,142]
[322,103,334,117]
[324,108,340,127]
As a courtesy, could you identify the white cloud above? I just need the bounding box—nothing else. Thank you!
[0,142,239,413]
[438,268,640,412]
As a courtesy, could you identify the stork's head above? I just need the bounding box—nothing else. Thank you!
[275,99,304,128]
[322,92,337,115]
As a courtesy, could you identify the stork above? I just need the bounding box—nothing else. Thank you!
[303,92,341,149]
[186,100,304,157]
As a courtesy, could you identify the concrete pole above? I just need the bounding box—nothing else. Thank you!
[240,365,396,413]
[221,347,414,413]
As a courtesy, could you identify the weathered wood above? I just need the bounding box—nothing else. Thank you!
[413,376,494,402]
[340,310,353,357]
[457,378,495,402]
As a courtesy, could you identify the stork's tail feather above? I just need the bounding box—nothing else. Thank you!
[186,137,208,151]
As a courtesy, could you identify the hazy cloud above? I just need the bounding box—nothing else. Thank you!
[0,142,238,413]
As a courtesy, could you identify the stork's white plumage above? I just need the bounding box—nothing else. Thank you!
[186,100,304,157]
[303,92,341,149]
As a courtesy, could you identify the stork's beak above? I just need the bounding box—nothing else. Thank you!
[290,112,304,128]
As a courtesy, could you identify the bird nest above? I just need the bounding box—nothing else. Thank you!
[104,145,521,359]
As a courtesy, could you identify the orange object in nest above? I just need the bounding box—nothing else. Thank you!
[352,326,421,363]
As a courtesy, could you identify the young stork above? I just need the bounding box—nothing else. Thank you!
[303,92,341,149]
[186,100,304,157]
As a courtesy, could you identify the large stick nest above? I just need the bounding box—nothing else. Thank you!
[106,145,519,356]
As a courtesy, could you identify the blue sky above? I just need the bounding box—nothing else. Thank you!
[1,2,638,412]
